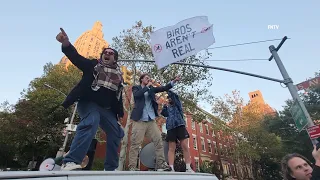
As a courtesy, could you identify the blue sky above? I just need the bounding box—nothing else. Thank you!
[0,0,319,112]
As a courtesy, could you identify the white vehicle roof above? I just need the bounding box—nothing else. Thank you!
[0,171,219,180]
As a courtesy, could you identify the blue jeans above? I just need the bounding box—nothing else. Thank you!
[63,101,124,171]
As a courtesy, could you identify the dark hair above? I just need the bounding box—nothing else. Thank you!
[167,95,176,106]
[100,47,119,61]
[139,73,149,84]
[281,153,313,180]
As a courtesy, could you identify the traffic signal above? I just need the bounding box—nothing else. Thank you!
[121,66,133,85]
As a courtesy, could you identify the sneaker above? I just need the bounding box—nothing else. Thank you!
[169,167,174,172]
[61,162,82,171]
[156,162,171,171]
[186,168,195,173]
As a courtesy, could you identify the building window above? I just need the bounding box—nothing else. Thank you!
[200,137,205,152]
[199,123,203,133]
[205,124,209,135]
[194,157,200,171]
[212,129,216,137]
[213,141,218,155]
[192,121,195,130]
[219,143,223,156]
[207,140,212,153]
[192,135,197,150]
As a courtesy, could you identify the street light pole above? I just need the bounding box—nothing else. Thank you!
[269,44,317,144]
[43,83,78,157]
[57,102,78,157]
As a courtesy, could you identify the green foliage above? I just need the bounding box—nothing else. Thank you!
[209,77,320,179]
[173,143,186,172]
[301,86,320,121]
[0,62,82,167]
[209,90,284,179]
[262,84,320,163]
[199,160,222,179]
[0,105,19,168]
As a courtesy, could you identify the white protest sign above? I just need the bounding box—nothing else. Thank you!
[150,16,215,69]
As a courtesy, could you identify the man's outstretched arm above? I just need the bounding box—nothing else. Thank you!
[57,28,92,72]
[153,76,181,93]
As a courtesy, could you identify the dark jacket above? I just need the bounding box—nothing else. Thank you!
[61,44,124,118]
[130,83,173,121]
[161,91,185,131]
[311,165,320,180]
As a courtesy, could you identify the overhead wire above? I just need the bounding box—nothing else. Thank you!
[202,38,290,62]
[206,38,289,50]
[119,38,287,63]
[202,59,268,62]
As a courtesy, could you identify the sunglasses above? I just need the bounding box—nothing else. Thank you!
[104,51,114,55]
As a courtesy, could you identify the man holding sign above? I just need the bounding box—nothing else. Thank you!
[150,16,215,69]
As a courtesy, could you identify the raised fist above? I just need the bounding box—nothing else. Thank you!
[56,28,70,46]
[147,81,153,87]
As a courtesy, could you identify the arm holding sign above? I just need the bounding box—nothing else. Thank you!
[56,28,92,72]
[153,76,181,93]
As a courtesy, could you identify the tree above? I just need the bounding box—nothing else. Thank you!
[0,62,83,167]
[173,143,186,172]
[117,85,134,170]
[209,90,284,180]
[111,21,214,170]
[199,160,223,179]
[0,102,20,168]
[263,84,320,163]
[301,85,320,121]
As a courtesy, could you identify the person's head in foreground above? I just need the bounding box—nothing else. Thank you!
[281,153,313,180]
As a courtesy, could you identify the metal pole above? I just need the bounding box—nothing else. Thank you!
[43,84,79,157]
[69,102,78,125]
[269,45,316,144]
[119,60,284,83]
[60,102,78,154]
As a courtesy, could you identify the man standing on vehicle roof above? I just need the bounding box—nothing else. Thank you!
[56,28,124,171]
